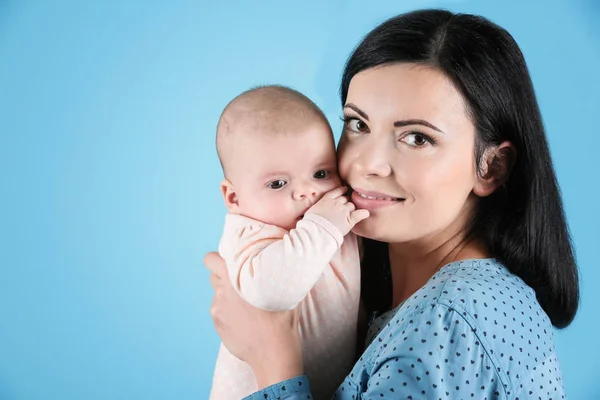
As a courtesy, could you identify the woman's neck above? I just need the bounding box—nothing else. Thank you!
[388,225,489,307]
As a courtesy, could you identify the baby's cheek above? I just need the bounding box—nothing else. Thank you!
[318,181,340,198]
[264,198,295,226]
[323,172,342,191]
[330,173,342,187]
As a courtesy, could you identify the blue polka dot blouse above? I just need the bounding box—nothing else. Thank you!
[244,258,565,399]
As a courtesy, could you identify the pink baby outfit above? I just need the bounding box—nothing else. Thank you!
[210,213,361,400]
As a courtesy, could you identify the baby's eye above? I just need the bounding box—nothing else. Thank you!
[313,170,329,179]
[267,179,287,189]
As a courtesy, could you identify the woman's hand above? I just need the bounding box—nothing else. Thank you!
[205,252,304,389]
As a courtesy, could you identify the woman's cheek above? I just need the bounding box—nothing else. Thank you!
[338,136,364,178]
[415,149,462,187]
[336,147,352,181]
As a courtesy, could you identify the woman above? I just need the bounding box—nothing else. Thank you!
[206,9,579,399]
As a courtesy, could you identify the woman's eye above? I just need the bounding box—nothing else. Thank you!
[313,170,329,179]
[346,118,369,133]
[403,132,432,147]
[267,179,287,189]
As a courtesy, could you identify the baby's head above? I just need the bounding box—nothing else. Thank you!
[216,85,341,230]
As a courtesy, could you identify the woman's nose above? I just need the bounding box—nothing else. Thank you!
[353,139,393,178]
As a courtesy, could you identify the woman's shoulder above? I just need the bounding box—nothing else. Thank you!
[412,258,539,310]
[401,258,553,332]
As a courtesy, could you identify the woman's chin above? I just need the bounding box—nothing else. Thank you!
[352,215,389,241]
[352,212,417,243]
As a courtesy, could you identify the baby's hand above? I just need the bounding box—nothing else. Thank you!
[305,186,370,236]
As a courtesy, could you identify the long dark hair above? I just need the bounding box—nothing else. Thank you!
[343,9,579,328]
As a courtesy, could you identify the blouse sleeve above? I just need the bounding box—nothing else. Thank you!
[243,376,312,400]
[358,303,508,399]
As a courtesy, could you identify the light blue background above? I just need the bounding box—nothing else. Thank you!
[1,0,598,399]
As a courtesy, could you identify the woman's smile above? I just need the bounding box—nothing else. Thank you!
[350,187,405,210]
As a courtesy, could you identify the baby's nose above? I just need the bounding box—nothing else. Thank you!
[294,182,318,200]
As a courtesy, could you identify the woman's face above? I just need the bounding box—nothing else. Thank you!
[338,63,479,244]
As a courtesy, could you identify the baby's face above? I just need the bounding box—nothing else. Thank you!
[229,123,341,230]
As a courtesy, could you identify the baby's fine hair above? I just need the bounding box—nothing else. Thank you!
[216,85,330,176]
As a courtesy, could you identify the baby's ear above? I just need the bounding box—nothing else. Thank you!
[473,141,516,197]
[220,179,240,212]
[220,179,240,213]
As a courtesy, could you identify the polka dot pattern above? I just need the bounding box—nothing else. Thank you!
[246,259,566,400]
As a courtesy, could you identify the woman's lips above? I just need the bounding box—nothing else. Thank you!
[350,188,404,211]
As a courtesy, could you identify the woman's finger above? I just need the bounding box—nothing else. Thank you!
[209,271,222,290]
[204,251,227,278]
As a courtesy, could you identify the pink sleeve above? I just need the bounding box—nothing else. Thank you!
[218,213,344,311]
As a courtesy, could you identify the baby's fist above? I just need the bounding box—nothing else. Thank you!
[306,186,369,236]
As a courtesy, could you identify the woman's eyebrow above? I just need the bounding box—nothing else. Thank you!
[394,119,444,133]
[344,103,369,120]
[345,103,444,133]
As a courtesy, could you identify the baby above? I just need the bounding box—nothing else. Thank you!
[210,85,368,400]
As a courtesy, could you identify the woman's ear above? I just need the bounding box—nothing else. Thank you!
[473,141,516,197]
[221,179,240,213]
